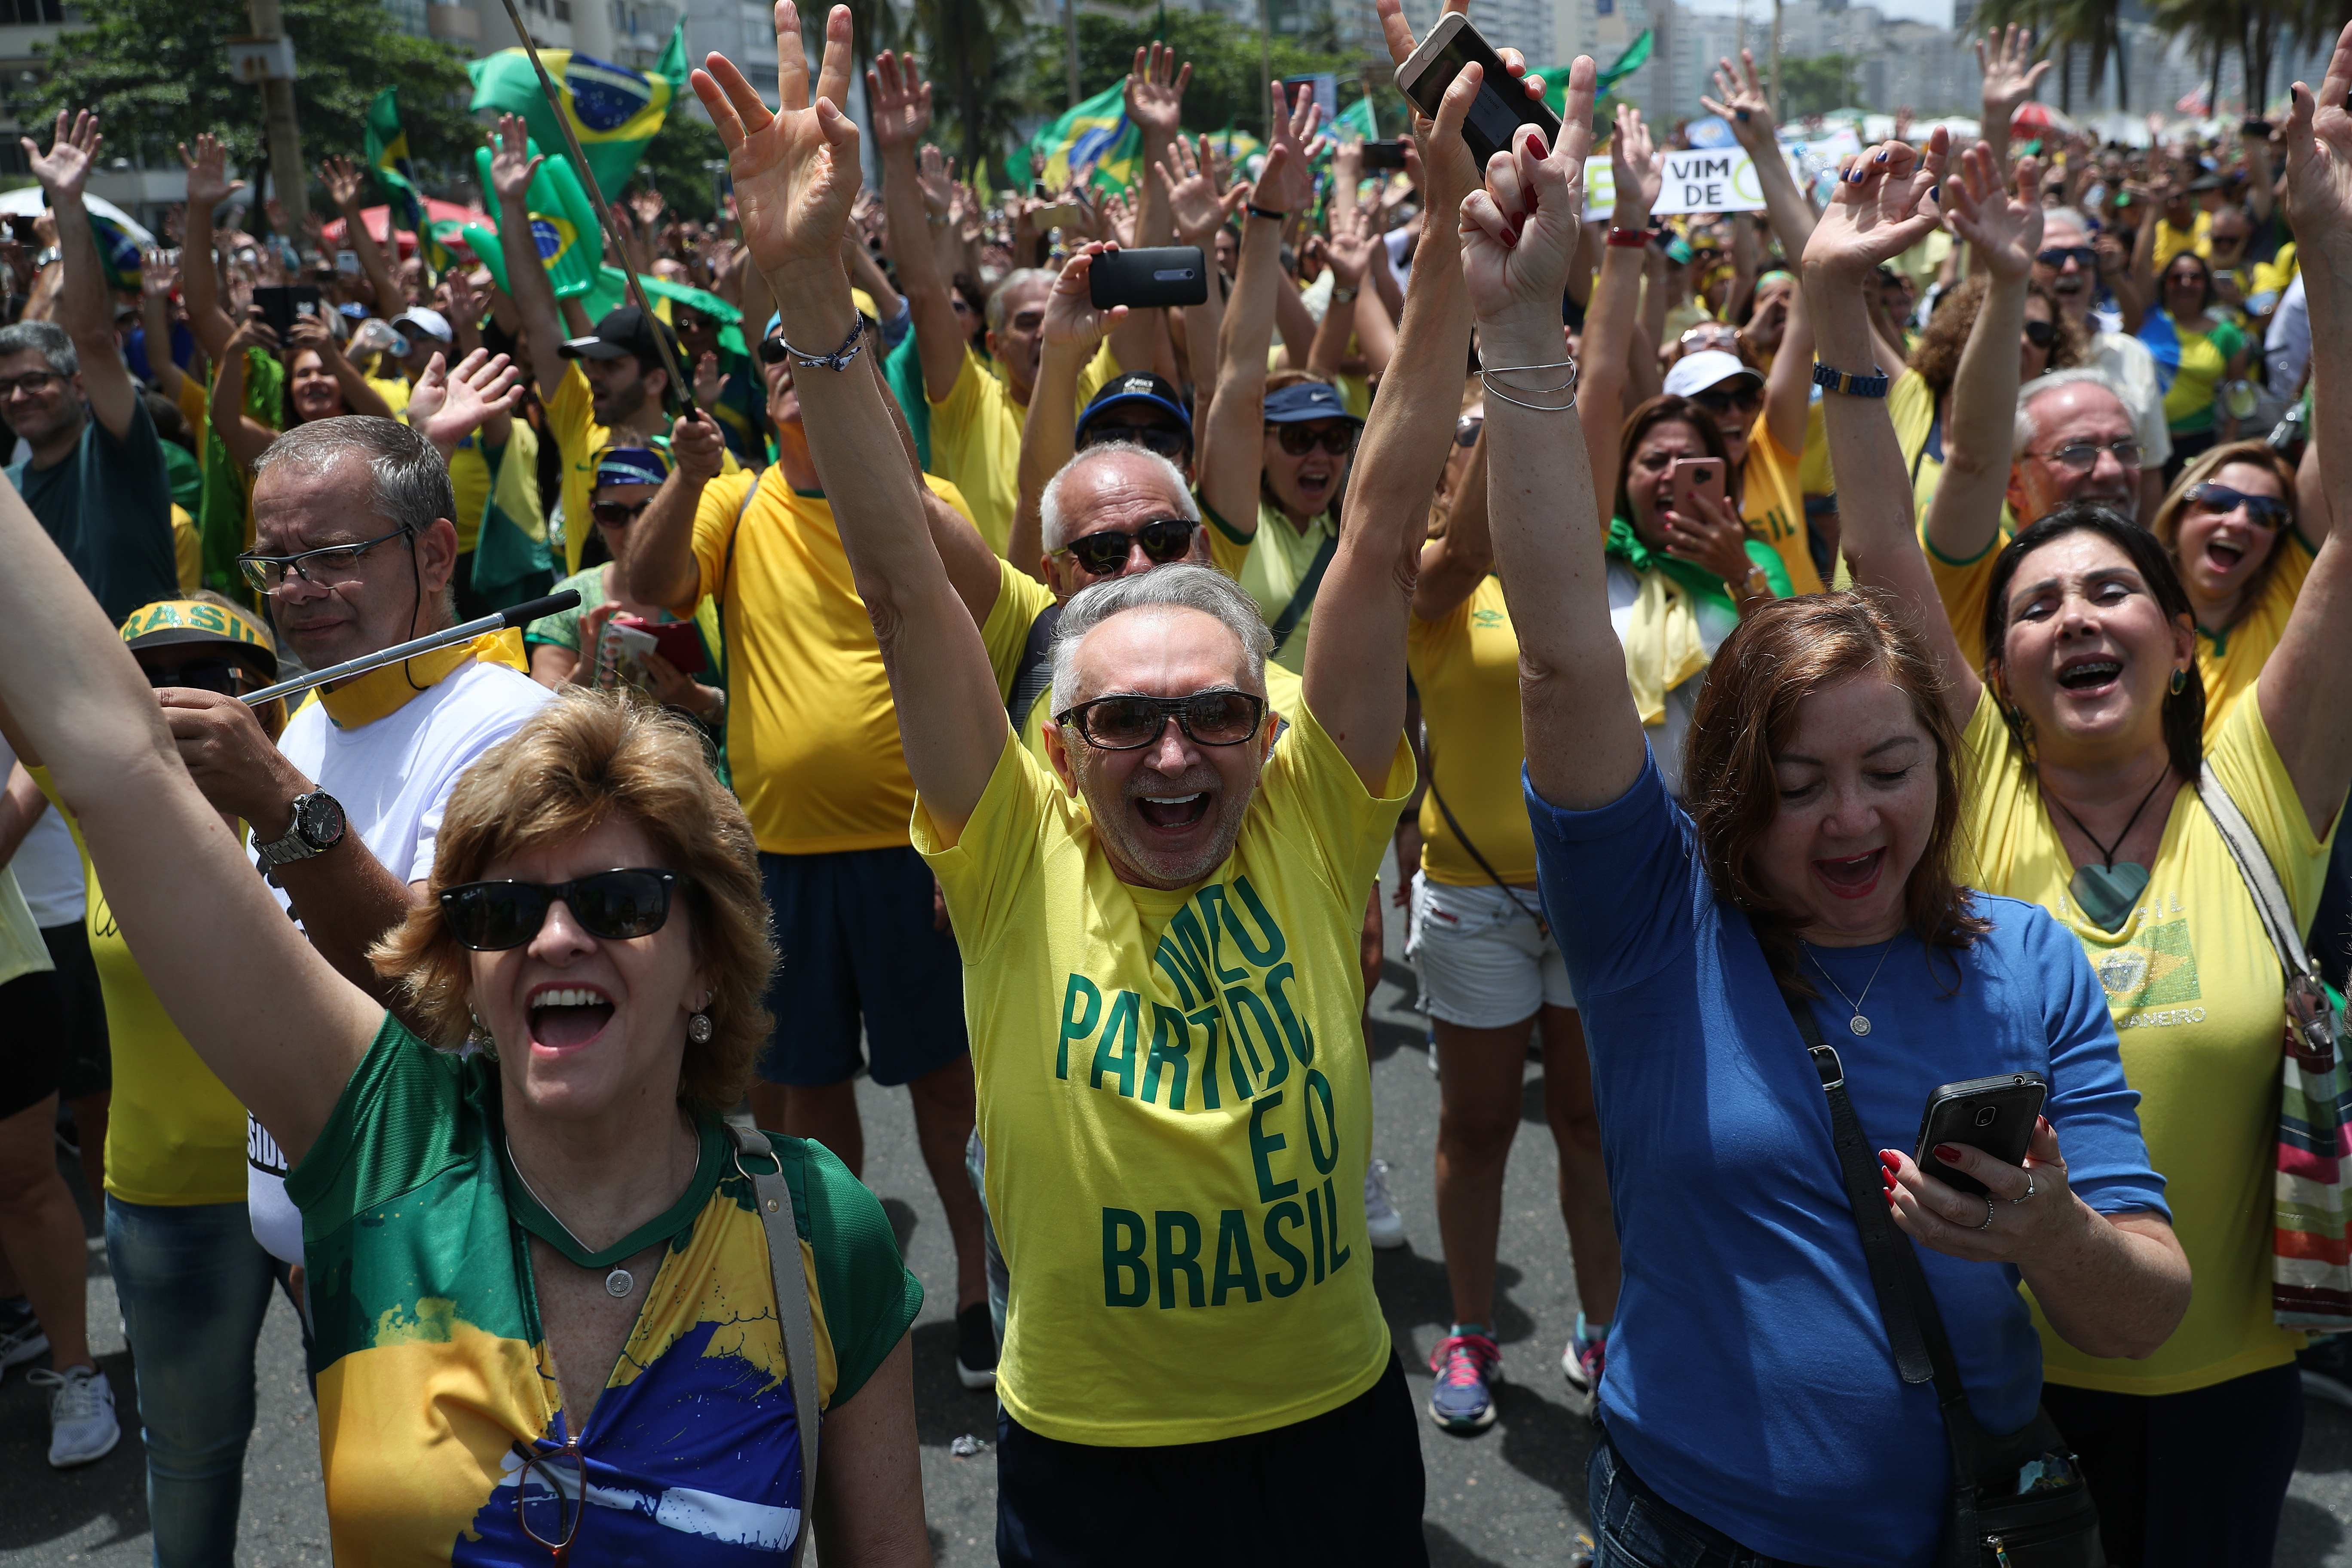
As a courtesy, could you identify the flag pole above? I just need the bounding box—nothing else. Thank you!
[493,0,698,416]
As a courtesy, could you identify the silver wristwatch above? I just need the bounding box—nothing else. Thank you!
[254,790,346,880]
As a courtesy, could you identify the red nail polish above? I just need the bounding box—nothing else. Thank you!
[1879,1150,1901,1171]
[1933,1144,1960,1163]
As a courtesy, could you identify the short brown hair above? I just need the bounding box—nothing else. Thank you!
[371,690,775,1115]
[1683,591,1988,998]
[1906,274,2084,404]
[2149,439,2300,637]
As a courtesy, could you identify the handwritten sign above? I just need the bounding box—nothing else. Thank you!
[1651,147,1802,214]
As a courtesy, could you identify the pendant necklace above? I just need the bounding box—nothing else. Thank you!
[505,1135,637,1299]
[2046,769,2170,935]
[1807,939,1898,1037]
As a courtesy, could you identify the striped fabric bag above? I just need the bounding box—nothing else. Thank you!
[2199,769,2352,1329]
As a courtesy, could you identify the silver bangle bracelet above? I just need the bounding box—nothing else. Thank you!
[1479,355,1579,412]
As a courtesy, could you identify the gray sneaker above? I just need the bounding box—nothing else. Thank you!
[0,1306,48,1379]
[29,1365,120,1468]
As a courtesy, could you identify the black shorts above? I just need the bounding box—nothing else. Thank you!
[0,967,68,1121]
[995,1353,1429,1567]
[42,922,109,1099]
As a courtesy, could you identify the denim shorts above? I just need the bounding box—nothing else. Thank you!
[1589,1426,1823,1568]
[1406,873,1574,1028]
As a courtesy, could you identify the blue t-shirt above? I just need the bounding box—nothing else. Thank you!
[1528,751,2166,1568]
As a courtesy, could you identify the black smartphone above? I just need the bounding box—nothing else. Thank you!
[6,214,36,244]
[2241,118,2273,137]
[1360,139,1410,171]
[1392,11,1561,170]
[1089,245,1209,310]
[251,284,323,341]
[1913,1072,2047,1199]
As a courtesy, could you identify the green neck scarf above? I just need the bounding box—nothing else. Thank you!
[1606,515,1736,616]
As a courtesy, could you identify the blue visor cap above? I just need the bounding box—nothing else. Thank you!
[595,446,671,489]
[1263,380,1361,425]
[1077,372,1192,442]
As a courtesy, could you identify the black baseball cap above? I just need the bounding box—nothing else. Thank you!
[1077,373,1192,443]
[559,305,680,370]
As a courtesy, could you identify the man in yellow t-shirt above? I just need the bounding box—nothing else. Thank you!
[619,317,1001,1389]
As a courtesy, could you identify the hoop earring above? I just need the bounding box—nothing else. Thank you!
[2170,667,2187,695]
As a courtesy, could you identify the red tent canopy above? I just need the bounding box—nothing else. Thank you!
[318,200,486,258]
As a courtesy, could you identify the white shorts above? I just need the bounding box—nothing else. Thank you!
[1406,872,1575,1029]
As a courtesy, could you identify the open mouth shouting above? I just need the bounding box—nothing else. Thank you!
[1812,848,1886,900]
[2055,653,2123,699]
[1291,464,1337,507]
[527,982,616,1054]
[2201,534,2248,579]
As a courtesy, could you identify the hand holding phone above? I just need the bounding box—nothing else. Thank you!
[1667,456,1726,522]
[1913,1074,2047,1199]
[1392,13,1559,170]
[1089,245,1209,310]
[1360,139,1410,171]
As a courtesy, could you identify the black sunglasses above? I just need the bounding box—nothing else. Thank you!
[758,334,791,364]
[2037,245,2098,270]
[1691,385,1761,414]
[2023,318,2056,347]
[438,869,679,951]
[1081,423,1191,461]
[141,655,260,697]
[1454,414,1485,447]
[1056,689,1267,750]
[591,499,653,528]
[1055,517,1198,576]
[1271,422,1358,457]
[2189,482,2291,530]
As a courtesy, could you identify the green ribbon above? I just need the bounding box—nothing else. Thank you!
[1606,514,1736,616]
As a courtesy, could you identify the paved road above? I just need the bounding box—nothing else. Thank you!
[8,850,2352,1563]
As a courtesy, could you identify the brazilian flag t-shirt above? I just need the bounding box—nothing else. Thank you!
[286,1015,921,1564]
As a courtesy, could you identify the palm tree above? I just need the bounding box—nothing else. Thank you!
[904,0,1032,176]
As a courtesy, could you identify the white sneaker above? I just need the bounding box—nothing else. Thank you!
[1364,1158,1407,1250]
[0,1307,48,1379]
[30,1364,120,1468]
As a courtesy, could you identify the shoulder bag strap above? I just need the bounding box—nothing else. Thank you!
[1413,721,1545,929]
[2195,762,2319,986]
[1006,602,1063,734]
[1267,527,1340,656]
[724,1115,820,1565]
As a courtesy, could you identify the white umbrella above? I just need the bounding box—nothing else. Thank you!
[0,187,156,247]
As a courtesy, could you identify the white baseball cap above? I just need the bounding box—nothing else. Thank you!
[391,306,454,344]
[1663,349,1765,399]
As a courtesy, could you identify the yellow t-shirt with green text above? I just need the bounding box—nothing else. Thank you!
[926,344,1119,558]
[1958,684,2334,1394]
[1408,576,1537,884]
[683,466,977,854]
[1742,414,1821,596]
[916,705,1414,1444]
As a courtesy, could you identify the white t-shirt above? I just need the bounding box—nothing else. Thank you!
[0,735,86,929]
[246,658,552,1264]
[1606,558,1740,803]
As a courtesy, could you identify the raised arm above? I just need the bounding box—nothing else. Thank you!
[1307,207,1383,380]
[175,135,243,362]
[1117,43,1190,374]
[2260,24,2352,836]
[319,155,409,316]
[28,112,139,440]
[1580,103,1663,521]
[1011,246,1125,579]
[620,409,726,614]
[868,52,962,405]
[701,3,1006,832]
[0,478,379,1164]
[1700,53,1818,454]
[1974,25,2050,176]
[207,315,283,471]
[1414,427,1490,620]
[1155,134,1245,408]
[401,347,525,464]
[486,116,569,401]
[138,253,186,404]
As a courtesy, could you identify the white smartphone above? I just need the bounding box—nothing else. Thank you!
[1392,12,1562,169]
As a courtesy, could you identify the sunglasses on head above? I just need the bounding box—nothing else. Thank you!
[2037,245,2099,270]
[1055,690,1266,750]
[591,499,653,528]
[438,869,679,951]
[2023,318,2057,347]
[1271,423,1357,457]
[1055,517,1198,576]
[1080,423,1191,461]
[2189,482,2291,530]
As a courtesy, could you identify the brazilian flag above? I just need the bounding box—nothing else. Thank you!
[1007,80,1141,195]
[467,23,687,200]
[465,144,603,299]
[364,87,447,274]
[1541,28,1654,120]
[89,208,144,291]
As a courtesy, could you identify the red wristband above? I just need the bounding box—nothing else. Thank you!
[1607,227,1652,248]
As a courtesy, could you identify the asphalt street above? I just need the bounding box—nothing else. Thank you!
[7,848,2352,1564]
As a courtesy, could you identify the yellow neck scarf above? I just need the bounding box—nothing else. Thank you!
[1619,567,1712,729]
[316,630,531,729]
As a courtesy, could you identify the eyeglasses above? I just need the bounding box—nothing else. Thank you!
[510,1437,586,1561]
[2025,438,2144,472]
[591,499,652,528]
[1454,414,1485,447]
[141,656,258,697]
[1690,386,1761,415]
[1056,690,1267,750]
[2188,482,2291,529]
[1054,517,1198,576]
[2036,245,2098,270]
[2022,318,2057,347]
[236,524,415,595]
[438,869,679,951]
[0,369,64,396]
[1271,423,1358,457]
[1079,423,1191,461]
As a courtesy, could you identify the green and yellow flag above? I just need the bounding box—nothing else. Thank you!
[465,142,604,299]
[1007,80,1141,195]
[1543,28,1654,119]
[467,22,687,199]
[364,87,445,273]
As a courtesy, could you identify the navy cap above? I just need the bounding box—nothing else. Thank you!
[1262,380,1360,426]
[595,445,671,489]
[1077,372,1191,443]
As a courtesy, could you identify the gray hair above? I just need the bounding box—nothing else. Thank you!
[0,320,77,379]
[2040,206,2090,241]
[1049,564,1273,718]
[1040,442,1200,552]
[252,415,456,537]
[2015,368,2128,457]
[986,268,1054,334]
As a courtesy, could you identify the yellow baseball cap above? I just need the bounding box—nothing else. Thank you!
[119,597,279,679]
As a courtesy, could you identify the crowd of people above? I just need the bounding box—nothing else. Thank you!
[2,2,2349,1564]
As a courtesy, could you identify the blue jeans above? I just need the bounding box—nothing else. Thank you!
[105,1197,283,1568]
[1589,1428,1821,1568]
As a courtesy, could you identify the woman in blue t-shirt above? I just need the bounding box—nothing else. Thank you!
[1458,75,2191,1566]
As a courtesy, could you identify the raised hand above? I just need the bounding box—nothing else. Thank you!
[318,155,368,211]
[671,409,727,483]
[1324,205,1379,286]
[1610,103,1663,227]
[28,110,101,199]
[1098,189,1136,249]
[224,308,282,358]
[442,265,483,328]
[488,113,544,205]
[693,3,864,282]
[1798,130,1951,282]
[140,248,180,300]
[916,143,954,217]
[1125,41,1190,144]
[1255,78,1327,217]
[1460,56,1599,330]
[1943,144,2042,282]
[693,349,725,407]
[1039,243,1126,352]
[628,186,666,230]
[1375,0,1542,201]
[865,49,932,154]
[1155,134,1248,248]
[1699,50,1778,156]
[1976,24,2052,131]
[2283,19,2352,272]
